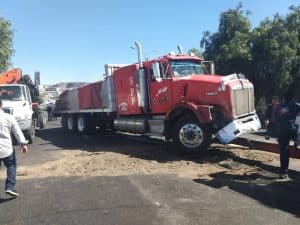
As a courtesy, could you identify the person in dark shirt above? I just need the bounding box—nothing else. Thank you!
[276,90,300,179]
[265,96,279,139]
[47,105,53,121]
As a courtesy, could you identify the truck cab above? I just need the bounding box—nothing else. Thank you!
[0,84,35,143]
[113,52,260,152]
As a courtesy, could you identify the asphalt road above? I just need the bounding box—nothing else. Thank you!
[1,121,300,225]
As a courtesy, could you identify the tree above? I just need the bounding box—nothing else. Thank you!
[200,4,251,75]
[285,5,300,99]
[200,3,300,104]
[250,15,297,100]
[0,16,13,73]
[187,48,202,58]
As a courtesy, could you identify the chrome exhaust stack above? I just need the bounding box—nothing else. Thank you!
[135,41,143,68]
[134,41,149,112]
[177,45,183,54]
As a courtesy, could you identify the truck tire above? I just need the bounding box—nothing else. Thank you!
[77,115,96,134]
[173,116,212,155]
[24,121,35,144]
[77,116,87,134]
[61,115,67,131]
[67,116,76,132]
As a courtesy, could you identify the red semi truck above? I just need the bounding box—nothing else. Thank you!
[56,42,261,154]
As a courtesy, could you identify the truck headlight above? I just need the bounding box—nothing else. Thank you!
[218,81,226,92]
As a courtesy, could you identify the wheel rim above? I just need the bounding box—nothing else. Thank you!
[67,117,73,130]
[179,123,204,148]
[77,117,86,132]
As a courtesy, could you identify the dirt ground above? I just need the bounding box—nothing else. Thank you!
[5,143,294,180]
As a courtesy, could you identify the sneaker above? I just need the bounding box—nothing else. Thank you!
[278,173,289,180]
[5,189,19,197]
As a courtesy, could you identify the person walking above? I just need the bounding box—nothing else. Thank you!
[265,96,279,139]
[276,90,300,179]
[47,104,53,121]
[0,100,28,197]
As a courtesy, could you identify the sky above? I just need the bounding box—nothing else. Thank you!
[0,0,299,84]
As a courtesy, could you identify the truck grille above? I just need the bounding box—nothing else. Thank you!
[231,88,255,117]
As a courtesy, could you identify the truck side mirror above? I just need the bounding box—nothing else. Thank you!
[152,62,161,80]
[201,61,215,74]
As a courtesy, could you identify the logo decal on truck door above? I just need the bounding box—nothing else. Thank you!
[154,87,169,104]
[155,87,168,97]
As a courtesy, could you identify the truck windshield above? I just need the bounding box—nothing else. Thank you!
[0,86,23,101]
[170,60,207,77]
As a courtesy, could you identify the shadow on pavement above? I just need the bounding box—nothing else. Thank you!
[0,197,16,204]
[193,172,300,217]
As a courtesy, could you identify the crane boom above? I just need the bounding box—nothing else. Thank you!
[0,68,22,84]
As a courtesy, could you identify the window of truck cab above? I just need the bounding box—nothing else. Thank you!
[0,86,23,101]
[170,60,207,77]
[149,62,171,80]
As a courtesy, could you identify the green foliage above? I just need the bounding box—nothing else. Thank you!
[187,48,202,58]
[200,4,251,75]
[0,16,13,73]
[197,3,300,102]
[250,15,297,99]
[37,95,44,104]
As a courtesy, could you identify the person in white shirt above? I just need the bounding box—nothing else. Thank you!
[0,100,28,197]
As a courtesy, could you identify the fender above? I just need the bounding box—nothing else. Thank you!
[166,101,213,124]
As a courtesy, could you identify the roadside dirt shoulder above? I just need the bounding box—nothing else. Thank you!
[7,144,296,180]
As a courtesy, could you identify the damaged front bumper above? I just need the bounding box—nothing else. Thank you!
[216,113,261,144]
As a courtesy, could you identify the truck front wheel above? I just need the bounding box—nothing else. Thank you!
[173,117,211,154]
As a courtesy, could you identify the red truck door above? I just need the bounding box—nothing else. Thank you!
[149,63,173,114]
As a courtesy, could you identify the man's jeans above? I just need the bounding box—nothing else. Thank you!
[0,150,16,190]
[278,134,291,173]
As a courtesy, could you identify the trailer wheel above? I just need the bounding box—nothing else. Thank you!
[77,115,96,134]
[67,116,76,132]
[24,121,35,144]
[173,117,211,154]
[61,116,68,131]
[77,116,87,134]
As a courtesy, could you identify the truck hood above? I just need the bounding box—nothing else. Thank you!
[175,73,248,83]
[174,73,252,90]
[173,73,253,118]
[2,100,33,121]
[175,74,223,84]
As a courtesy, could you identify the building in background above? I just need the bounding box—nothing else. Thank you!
[34,71,40,86]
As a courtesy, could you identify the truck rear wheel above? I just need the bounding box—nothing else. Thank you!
[24,121,35,144]
[77,116,86,134]
[77,115,96,134]
[67,116,76,132]
[173,117,211,155]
